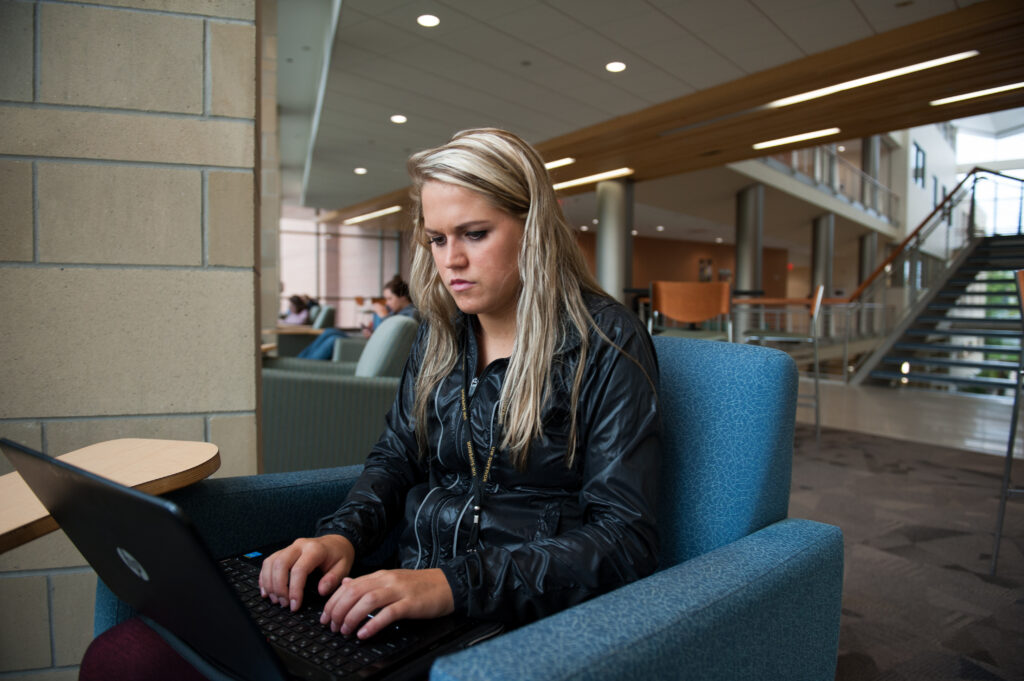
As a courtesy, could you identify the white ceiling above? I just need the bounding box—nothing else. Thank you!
[277,0,1003,258]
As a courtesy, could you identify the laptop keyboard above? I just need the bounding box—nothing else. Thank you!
[220,556,422,679]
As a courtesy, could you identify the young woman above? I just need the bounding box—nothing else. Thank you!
[80,128,660,677]
[260,128,661,639]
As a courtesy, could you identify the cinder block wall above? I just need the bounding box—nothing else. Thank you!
[0,0,261,677]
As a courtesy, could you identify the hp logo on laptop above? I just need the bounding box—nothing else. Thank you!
[116,547,150,582]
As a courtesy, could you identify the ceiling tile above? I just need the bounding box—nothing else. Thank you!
[632,37,746,90]
[757,1,873,54]
[853,0,957,33]
[650,0,766,34]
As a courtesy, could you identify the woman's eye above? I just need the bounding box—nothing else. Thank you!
[466,231,487,240]
[427,235,445,246]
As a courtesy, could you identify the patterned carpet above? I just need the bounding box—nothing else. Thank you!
[789,426,1024,681]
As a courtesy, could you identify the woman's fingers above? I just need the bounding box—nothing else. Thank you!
[258,535,355,610]
[320,569,454,639]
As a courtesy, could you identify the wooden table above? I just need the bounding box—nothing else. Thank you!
[0,439,220,553]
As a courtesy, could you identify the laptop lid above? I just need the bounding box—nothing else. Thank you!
[2,438,503,681]
[1,438,290,681]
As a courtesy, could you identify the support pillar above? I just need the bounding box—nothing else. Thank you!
[861,135,881,212]
[859,232,879,335]
[812,213,835,337]
[595,179,633,304]
[734,184,764,335]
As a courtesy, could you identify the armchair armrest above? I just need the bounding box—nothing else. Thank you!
[431,518,843,681]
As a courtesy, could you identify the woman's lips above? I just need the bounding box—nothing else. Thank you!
[449,279,473,292]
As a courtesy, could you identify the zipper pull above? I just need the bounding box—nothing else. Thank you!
[468,505,481,552]
[469,377,479,396]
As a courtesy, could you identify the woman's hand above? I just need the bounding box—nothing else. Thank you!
[258,535,355,612]
[320,568,454,639]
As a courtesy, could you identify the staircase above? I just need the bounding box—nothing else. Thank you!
[867,235,1024,395]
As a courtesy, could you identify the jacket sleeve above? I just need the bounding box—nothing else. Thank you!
[314,324,429,557]
[439,312,661,624]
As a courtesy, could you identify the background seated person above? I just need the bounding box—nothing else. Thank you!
[362,275,418,338]
[297,277,420,360]
[281,294,310,325]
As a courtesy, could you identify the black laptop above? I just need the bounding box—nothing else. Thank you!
[1,438,502,681]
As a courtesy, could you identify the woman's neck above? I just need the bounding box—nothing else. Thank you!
[474,313,516,372]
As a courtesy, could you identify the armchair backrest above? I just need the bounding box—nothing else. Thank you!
[354,315,419,378]
[652,336,798,568]
[311,305,336,329]
[650,281,731,325]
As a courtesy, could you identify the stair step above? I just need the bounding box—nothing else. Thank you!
[905,327,1021,338]
[893,341,1022,355]
[971,253,1024,262]
[927,303,1020,311]
[913,316,1021,327]
[881,355,1018,371]
[948,277,1015,286]
[935,290,1019,299]
[869,369,1016,390]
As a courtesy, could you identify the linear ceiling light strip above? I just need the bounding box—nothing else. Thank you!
[930,81,1024,106]
[767,50,979,109]
[553,168,634,190]
[753,128,841,150]
[342,205,402,225]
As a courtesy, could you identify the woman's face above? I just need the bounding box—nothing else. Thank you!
[421,180,524,327]
[382,287,401,312]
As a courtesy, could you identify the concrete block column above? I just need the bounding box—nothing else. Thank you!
[0,1,261,678]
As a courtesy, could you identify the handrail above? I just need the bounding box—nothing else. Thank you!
[845,170,976,303]
[847,166,1024,304]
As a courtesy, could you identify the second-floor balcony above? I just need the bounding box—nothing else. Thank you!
[762,146,901,226]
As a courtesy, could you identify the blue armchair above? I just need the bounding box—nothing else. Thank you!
[96,336,843,680]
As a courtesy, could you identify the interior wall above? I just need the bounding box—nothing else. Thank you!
[577,234,789,298]
[0,0,260,676]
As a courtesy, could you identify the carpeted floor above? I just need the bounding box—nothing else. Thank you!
[789,425,1023,681]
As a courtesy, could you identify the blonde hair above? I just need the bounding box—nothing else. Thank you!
[407,128,605,469]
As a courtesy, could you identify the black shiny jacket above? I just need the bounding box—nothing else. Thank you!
[316,294,661,625]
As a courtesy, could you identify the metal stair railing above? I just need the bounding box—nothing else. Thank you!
[843,168,1024,384]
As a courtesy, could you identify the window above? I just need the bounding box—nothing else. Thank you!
[912,143,926,188]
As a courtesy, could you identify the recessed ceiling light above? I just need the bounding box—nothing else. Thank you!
[417,14,439,27]
[631,229,638,236]
[390,114,407,124]
[605,61,627,73]
[766,50,978,108]
[580,225,589,232]
[715,237,724,243]
[592,218,599,224]
[753,128,841,150]
[544,157,575,170]
[656,225,665,232]
[354,167,367,175]
[837,145,846,152]
[930,81,1024,106]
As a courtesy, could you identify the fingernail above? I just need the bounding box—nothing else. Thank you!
[290,599,298,612]
[260,587,266,598]
[357,628,367,639]
[340,624,350,636]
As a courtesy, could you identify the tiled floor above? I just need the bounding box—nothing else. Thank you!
[795,378,1024,459]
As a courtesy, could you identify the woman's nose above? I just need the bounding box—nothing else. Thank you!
[444,242,467,268]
